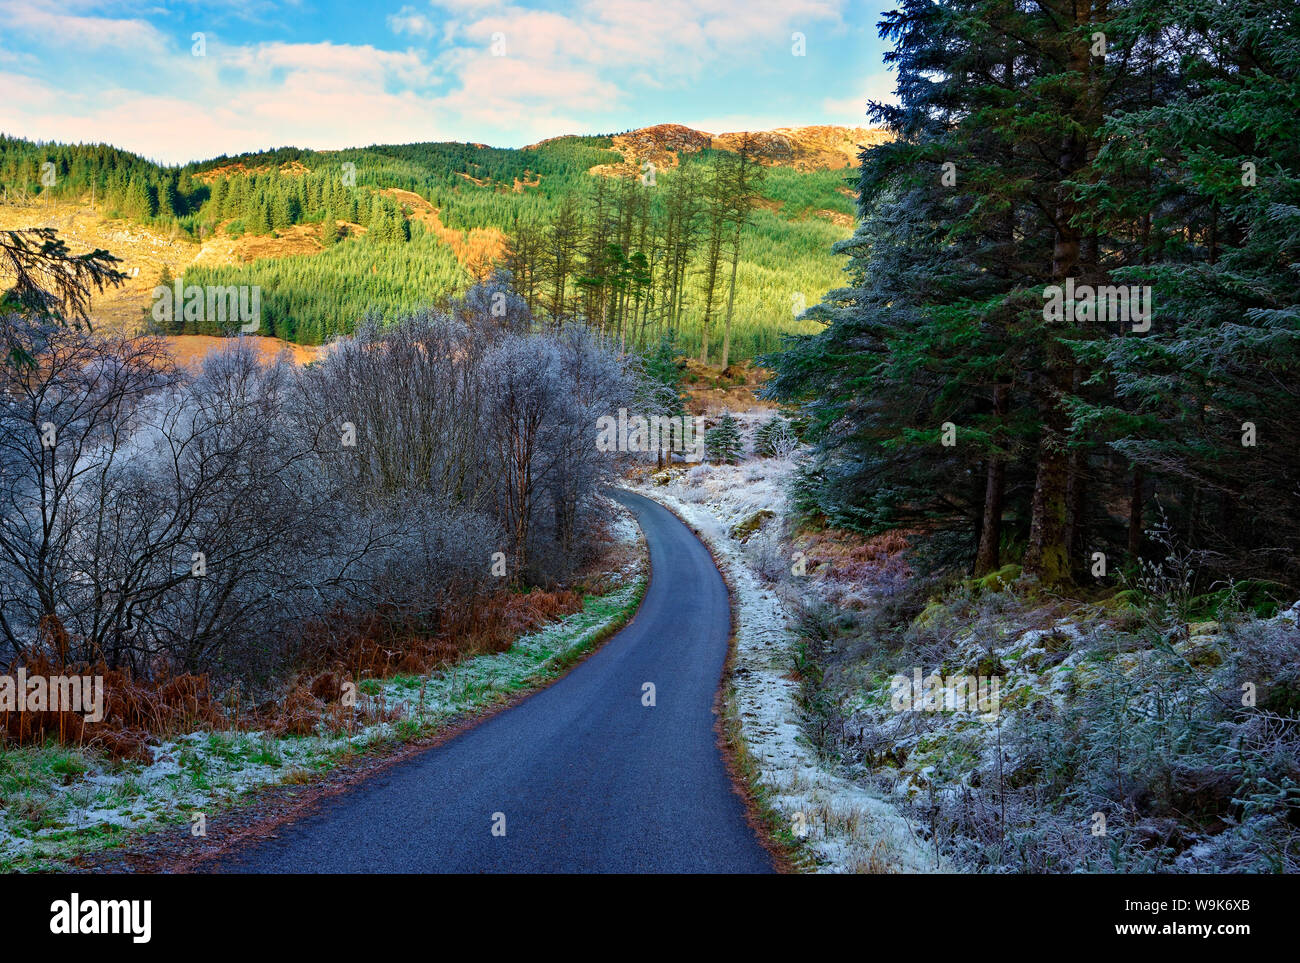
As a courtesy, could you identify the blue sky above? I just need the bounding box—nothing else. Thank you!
[0,0,897,164]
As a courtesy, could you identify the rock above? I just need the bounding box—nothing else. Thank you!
[730,509,774,542]
[1187,621,1220,636]
[1178,638,1225,668]
[914,600,947,628]
[973,563,1021,591]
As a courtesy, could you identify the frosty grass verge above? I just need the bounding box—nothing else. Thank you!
[0,512,646,870]
[633,443,943,873]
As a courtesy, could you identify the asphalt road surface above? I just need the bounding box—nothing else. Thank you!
[215,489,774,873]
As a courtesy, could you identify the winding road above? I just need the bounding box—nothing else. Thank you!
[214,490,774,873]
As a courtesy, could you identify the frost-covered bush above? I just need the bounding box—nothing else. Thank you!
[795,540,1300,874]
[0,333,342,680]
[746,526,791,583]
[911,610,1300,873]
[686,464,710,483]
[754,416,798,458]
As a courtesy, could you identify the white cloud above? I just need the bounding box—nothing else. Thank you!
[433,0,850,91]
[0,36,452,163]
[821,71,897,120]
[0,2,170,56]
[388,6,437,40]
[0,0,859,162]
[429,0,507,11]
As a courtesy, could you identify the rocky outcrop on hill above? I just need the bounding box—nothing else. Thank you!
[593,123,892,176]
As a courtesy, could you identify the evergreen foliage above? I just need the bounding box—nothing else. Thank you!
[705,410,744,464]
[1,133,849,360]
[768,0,1300,592]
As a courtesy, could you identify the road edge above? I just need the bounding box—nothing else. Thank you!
[625,487,800,874]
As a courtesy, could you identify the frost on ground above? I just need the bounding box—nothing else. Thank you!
[0,505,646,870]
[841,586,1300,874]
[630,437,943,873]
[637,411,1300,873]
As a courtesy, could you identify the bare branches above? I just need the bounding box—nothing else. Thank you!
[0,288,642,682]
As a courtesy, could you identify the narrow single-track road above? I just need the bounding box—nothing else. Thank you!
[214,490,774,873]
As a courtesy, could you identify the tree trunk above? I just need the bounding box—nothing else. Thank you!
[1024,409,1072,585]
[974,383,1008,576]
[1126,464,1143,560]
[721,227,741,370]
[1064,369,1087,575]
[1026,8,1090,588]
[1065,444,1086,577]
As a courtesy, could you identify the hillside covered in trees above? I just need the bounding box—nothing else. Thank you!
[0,127,858,359]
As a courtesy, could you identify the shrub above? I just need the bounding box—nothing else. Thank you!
[755,415,798,457]
[705,410,743,464]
